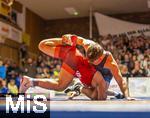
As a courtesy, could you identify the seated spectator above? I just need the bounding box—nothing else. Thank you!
[141,55,149,69]
[0,80,8,97]
[23,57,37,78]
[37,55,43,67]
[7,70,16,84]
[41,67,51,78]
[0,59,6,80]
[122,54,130,67]
[15,72,21,89]
[128,55,136,72]
[147,65,150,77]
[20,42,28,66]
[131,61,145,77]
[53,64,61,79]
[120,65,130,77]
[8,79,18,96]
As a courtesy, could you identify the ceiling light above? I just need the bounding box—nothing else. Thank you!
[74,11,78,16]
[65,7,78,16]
[147,0,150,8]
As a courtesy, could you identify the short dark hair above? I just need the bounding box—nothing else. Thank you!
[87,43,104,62]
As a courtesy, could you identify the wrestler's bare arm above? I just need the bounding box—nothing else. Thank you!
[105,53,129,98]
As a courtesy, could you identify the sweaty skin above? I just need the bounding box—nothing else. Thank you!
[35,38,107,100]
[62,34,131,100]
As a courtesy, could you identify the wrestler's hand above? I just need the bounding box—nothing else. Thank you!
[125,97,136,101]
[62,34,72,45]
[62,34,78,46]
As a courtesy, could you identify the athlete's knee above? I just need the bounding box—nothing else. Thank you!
[98,96,107,100]
[91,96,98,100]
[91,95,107,100]
[38,40,46,51]
[92,96,106,100]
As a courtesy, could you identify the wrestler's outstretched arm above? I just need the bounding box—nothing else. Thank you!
[105,53,133,100]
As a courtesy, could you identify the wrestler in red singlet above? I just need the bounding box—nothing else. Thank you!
[54,45,96,86]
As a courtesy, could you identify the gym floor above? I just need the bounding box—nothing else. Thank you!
[1,95,150,118]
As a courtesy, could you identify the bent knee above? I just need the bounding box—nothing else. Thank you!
[38,40,46,51]
[91,97,98,100]
[91,96,107,101]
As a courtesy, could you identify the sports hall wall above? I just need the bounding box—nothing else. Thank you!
[0,1,45,62]
[112,12,150,24]
[25,8,45,55]
[1,1,150,63]
[0,1,22,63]
[44,17,99,39]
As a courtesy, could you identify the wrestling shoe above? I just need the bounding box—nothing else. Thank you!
[19,76,33,94]
[115,93,125,99]
[64,83,82,98]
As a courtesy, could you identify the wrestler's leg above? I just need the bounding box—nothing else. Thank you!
[19,68,74,93]
[38,38,62,57]
[91,71,107,100]
[34,68,73,91]
[81,71,107,100]
[81,87,98,100]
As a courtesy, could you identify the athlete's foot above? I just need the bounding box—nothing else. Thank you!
[64,86,73,94]
[115,93,125,99]
[64,83,82,99]
[19,76,33,94]
[64,83,81,94]
[68,91,80,100]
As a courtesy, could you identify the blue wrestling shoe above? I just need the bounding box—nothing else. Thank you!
[115,93,125,99]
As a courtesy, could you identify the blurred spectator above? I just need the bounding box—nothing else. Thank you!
[15,74,21,89]
[101,34,149,77]
[147,65,150,77]
[23,57,37,78]
[131,61,145,77]
[53,64,61,79]
[120,65,130,77]
[9,70,21,89]
[141,55,149,69]
[0,59,6,80]
[20,42,28,66]
[37,55,43,67]
[41,67,51,78]
[8,79,18,96]
[0,80,8,97]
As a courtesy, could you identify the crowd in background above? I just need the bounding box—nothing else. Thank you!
[0,34,149,96]
[99,34,150,77]
[0,54,62,97]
